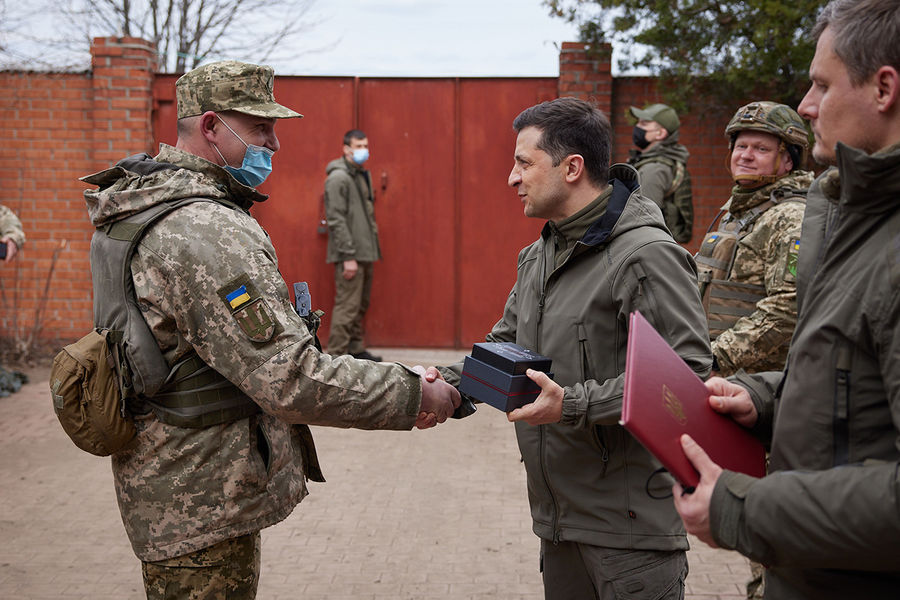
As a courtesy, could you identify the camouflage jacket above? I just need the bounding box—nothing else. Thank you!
[81,145,421,562]
[323,157,381,264]
[0,204,25,248]
[710,170,814,375]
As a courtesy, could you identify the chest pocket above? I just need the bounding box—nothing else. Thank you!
[695,219,766,341]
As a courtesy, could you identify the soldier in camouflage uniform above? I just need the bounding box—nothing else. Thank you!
[0,203,25,261]
[695,102,812,600]
[697,101,813,378]
[80,61,460,599]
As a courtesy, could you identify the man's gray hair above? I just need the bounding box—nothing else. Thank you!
[813,0,900,85]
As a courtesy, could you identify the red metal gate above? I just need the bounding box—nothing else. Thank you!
[153,75,558,348]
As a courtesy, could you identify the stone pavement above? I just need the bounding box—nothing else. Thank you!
[0,349,750,600]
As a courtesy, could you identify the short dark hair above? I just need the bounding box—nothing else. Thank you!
[813,0,900,86]
[512,97,611,186]
[343,129,367,145]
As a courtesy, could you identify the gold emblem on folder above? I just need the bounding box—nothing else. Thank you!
[663,384,687,425]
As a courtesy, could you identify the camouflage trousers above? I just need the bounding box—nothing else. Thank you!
[141,532,261,600]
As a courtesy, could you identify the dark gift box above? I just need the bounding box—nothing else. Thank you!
[459,342,553,412]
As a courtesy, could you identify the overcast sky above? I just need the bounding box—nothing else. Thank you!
[267,0,582,77]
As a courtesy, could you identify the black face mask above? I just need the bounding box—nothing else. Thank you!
[632,125,651,149]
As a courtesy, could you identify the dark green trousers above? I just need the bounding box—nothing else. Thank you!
[141,532,260,600]
[540,539,687,600]
[327,261,374,355]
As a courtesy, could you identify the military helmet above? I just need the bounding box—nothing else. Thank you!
[725,101,809,167]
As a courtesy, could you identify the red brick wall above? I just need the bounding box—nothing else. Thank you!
[0,37,748,349]
[0,37,156,352]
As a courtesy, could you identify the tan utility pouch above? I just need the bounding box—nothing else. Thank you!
[705,279,766,340]
[49,329,136,456]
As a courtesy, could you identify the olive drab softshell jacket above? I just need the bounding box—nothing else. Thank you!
[629,135,691,241]
[445,164,711,550]
[324,157,381,264]
[709,141,900,599]
[82,145,422,562]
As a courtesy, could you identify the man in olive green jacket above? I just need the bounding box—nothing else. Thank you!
[628,103,693,242]
[323,130,382,361]
[675,2,900,598]
[436,97,711,599]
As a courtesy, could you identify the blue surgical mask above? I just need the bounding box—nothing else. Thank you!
[214,115,274,187]
[351,148,369,165]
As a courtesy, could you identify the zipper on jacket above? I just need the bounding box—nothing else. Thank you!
[833,346,851,466]
[538,424,562,544]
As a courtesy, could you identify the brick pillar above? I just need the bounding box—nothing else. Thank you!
[90,37,157,167]
[558,42,613,117]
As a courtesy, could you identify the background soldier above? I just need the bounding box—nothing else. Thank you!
[696,102,813,379]
[628,103,694,242]
[323,129,382,361]
[0,204,24,262]
[80,61,459,598]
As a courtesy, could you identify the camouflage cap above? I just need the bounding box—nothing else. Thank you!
[628,103,680,134]
[725,101,809,165]
[176,60,302,119]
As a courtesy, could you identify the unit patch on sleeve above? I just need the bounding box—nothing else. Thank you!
[785,237,800,281]
[217,274,279,343]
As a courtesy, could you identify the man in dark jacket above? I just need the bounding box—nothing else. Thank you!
[674,1,900,598]
[323,129,382,361]
[435,97,711,599]
[628,103,693,242]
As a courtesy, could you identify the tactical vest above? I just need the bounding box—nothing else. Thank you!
[696,194,804,341]
[91,197,261,428]
[635,156,693,243]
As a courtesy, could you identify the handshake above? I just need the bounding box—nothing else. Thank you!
[411,365,460,429]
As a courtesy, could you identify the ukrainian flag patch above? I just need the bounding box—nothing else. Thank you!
[226,285,251,309]
[217,274,281,343]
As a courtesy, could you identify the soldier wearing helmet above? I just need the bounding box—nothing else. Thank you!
[695,101,814,379]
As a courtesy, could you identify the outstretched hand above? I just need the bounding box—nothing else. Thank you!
[672,434,723,547]
[414,366,460,429]
[506,369,562,425]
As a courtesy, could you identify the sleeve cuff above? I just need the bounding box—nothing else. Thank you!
[710,470,756,550]
[560,386,587,427]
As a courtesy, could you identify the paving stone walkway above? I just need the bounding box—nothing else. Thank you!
[0,349,749,599]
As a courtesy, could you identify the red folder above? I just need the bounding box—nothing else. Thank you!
[621,311,766,490]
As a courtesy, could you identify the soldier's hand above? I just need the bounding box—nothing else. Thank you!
[705,377,758,428]
[1,238,17,262]
[418,377,461,428]
[342,259,359,280]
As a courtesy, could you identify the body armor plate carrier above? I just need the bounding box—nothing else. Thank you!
[91,195,260,428]
[696,194,804,341]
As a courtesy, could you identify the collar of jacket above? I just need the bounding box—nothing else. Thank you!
[541,163,639,248]
[828,141,900,214]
